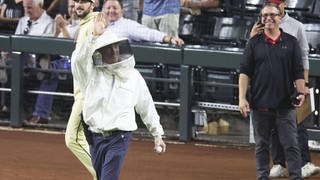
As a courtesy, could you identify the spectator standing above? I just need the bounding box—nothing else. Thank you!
[239,3,305,179]
[250,0,320,178]
[71,17,166,179]
[64,0,97,179]
[141,0,180,37]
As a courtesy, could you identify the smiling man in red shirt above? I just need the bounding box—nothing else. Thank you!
[239,3,305,179]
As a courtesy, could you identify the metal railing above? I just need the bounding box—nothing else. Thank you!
[1,34,320,141]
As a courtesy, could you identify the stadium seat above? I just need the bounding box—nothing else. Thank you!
[245,0,264,11]
[198,68,238,104]
[227,0,263,16]
[179,12,218,45]
[285,0,315,20]
[312,0,320,18]
[193,66,207,101]
[162,65,181,102]
[135,63,162,101]
[285,0,314,12]
[179,14,195,44]
[202,16,249,48]
[304,23,320,54]
[301,0,320,23]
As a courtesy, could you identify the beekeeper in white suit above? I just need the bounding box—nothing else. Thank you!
[70,14,166,180]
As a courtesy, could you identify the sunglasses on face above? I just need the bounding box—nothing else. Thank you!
[261,13,280,19]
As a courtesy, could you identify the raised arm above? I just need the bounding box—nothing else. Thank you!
[70,36,95,93]
[71,12,108,93]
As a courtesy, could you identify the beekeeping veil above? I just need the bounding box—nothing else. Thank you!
[92,31,133,67]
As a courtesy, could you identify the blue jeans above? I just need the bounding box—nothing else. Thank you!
[32,58,70,119]
[90,131,132,180]
[251,109,301,180]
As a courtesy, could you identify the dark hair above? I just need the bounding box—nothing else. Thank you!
[103,0,123,9]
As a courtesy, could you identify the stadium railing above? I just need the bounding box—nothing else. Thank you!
[1,34,320,141]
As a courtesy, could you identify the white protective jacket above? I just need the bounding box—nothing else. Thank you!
[71,31,164,137]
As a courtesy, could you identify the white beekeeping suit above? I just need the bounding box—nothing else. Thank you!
[71,30,164,137]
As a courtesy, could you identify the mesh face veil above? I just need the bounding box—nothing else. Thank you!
[92,39,133,67]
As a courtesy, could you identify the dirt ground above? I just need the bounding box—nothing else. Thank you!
[1,128,320,180]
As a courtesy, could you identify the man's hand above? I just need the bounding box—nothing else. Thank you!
[249,22,264,38]
[54,14,67,36]
[93,12,108,36]
[154,136,166,154]
[239,98,250,118]
[171,37,185,46]
[55,14,67,28]
[293,93,306,108]
[163,35,185,46]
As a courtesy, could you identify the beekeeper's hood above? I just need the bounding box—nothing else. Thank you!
[92,30,133,67]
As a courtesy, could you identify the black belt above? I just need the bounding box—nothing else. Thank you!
[255,108,291,112]
[91,130,126,137]
[257,108,276,112]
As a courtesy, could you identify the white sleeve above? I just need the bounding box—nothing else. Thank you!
[134,72,164,137]
[127,20,165,42]
[71,35,97,94]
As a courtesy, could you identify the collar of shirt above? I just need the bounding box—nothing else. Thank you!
[109,17,123,26]
[280,13,289,24]
[22,11,53,36]
[263,31,281,45]
[80,12,98,26]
